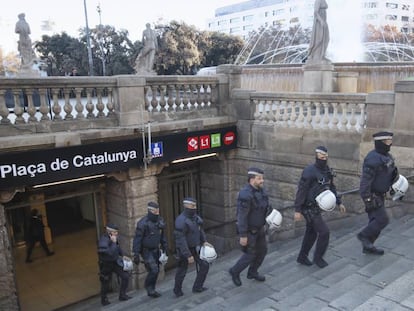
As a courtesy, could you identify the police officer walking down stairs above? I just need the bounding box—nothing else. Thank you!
[229,167,275,287]
[173,197,212,297]
[357,131,402,255]
[133,201,168,298]
[294,146,346,268]
[97,224,131,306]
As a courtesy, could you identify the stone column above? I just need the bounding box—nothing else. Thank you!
[302,63,334,92]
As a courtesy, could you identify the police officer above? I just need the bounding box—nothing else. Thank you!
[357,131,399,255]
[294,146,346,268]
[173,197,211,297]
[132,201,167,298]
[97,224,131,306]
[229,167,272,287]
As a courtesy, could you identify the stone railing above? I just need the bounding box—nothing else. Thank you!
[0,75,224,135]
[251,92,367,132]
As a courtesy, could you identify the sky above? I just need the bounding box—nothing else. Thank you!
[0,0,242,54]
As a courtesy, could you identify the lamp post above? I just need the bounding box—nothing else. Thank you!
[83,0,94,76]
[96,3,106,76]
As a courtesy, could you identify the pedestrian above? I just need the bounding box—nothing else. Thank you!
[294,146,346,268]
[357,131,399,255]
[97,223,131,306]
[25,208,54,263]
[69,67,79,76]
[173,197,211,297]
[229,167,273,287]
[132,201,168,298]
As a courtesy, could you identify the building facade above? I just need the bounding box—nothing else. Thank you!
[206,0,414,39]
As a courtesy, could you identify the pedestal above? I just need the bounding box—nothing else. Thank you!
[302,62,334,93]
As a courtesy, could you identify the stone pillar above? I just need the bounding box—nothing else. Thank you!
[393,80,414,132]
[216,65,242,115]
[336,72,359,93]
[302,63,334,92]
[115,75,149,126]
[0,204,19,310]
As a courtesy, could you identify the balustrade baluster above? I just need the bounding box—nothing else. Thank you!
[296,100,305,128]
[38,88,50,121]
[321,102,330,129]
[203,84,210,108]
[144,86,151,111]
[13,90,25,124]
[189,85,197,110]
[253,99,260,121]
[96,88,105,118]
[0,90,11,124]
[349,103,357,131]
[181,85,190,111]
[74,88,84,119]
[159,85,166,111]
[304,101,312,128]
[282,101,289,127]
[51,88,62,120]
[289,100,298,127]
[174,85,181,111]
[274,100,281,126]
[340,102,349,131]
[85,88,94,118]
[358,103,366,132]
[63,89,73,120]
[196,84,202,109]
[106,87,115,116]
[151,85,159,111]
[331,102,339,130]
[210,84,216,109]
[167,85,174,111]
[25,89,37,123]
[313,102,321,129]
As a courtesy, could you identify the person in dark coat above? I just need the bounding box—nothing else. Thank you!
[132,201,168,298]
[294,146,346,268]
[229,167,272,287]
[173,197,211,297]
[357,131,399,255]
[97,223,131,306]
[25,208,54,263]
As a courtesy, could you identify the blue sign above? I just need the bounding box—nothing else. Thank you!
[151,142,163,158]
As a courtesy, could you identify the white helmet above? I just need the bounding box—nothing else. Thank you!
[159,251,169,265]
[199,244,217,263]
[391,175,409,201]
[121,256,134,271]
[266,209,282,230]
[315,190,336,212]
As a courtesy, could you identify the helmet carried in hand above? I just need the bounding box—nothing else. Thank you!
[315,190,336,212]
[266,209,282,230]
[121,256,134,271]
[199,244,217,263]
[159,251,168,265]
[391,175,409,201]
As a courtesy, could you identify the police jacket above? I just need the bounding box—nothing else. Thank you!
[97,234,123,263]
[174,210,206,258]
[294,162,341,212]
[132,215,167,255]
[236,184,271,238]
[360,149,398,200]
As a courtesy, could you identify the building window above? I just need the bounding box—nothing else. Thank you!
[265,11,269,17]
[386,3,398,9]
[230,17,240,24]
[290,17,299,23]
[243,25,254,31]
[385,14,397,20]
[273,9,284,16]
[402,4,410,10]
[402,16,409,22]
[363,2,378,8]
[365,13,378,20]
[273,19,286,26]
[230,27,241,33]
[218,20,228,26]
[243,15,254,22]
[401,27,409,33]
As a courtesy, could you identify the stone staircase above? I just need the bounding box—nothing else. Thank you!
[61,211,414,311]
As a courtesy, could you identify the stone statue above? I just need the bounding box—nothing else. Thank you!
[134,23,158,74]
[307,0,330,64]
[15,13,34,68]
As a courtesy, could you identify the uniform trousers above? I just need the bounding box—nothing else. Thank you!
[360,196,389,243]
[99,261,129,299]
[174,247,209,291]
[143,248,160,292]
[298,213,329,261]
[231,227,267,276]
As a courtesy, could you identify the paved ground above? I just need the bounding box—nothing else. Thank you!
[58,208,414,311]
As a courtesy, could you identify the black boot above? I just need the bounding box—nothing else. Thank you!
[297,255,313,266]
[101,297,110,306]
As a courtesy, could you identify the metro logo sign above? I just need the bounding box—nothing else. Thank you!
[200,135,210,150]
[224,132,235,145]
[187,137,198,151]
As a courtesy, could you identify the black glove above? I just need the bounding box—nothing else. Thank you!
[133,256,140,265]
[364,198,374,212]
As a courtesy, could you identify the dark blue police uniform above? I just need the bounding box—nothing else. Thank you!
[229,167,272,286]
[294,147,341,268]
[358,131,398,255]
[173,199,209,297]
[132,206,167,297]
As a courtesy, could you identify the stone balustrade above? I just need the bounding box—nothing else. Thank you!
[251,92,367,132]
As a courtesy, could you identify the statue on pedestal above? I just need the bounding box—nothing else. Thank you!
[134,23,158,75]
[15,13,34,68]
[307,0,330,64]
